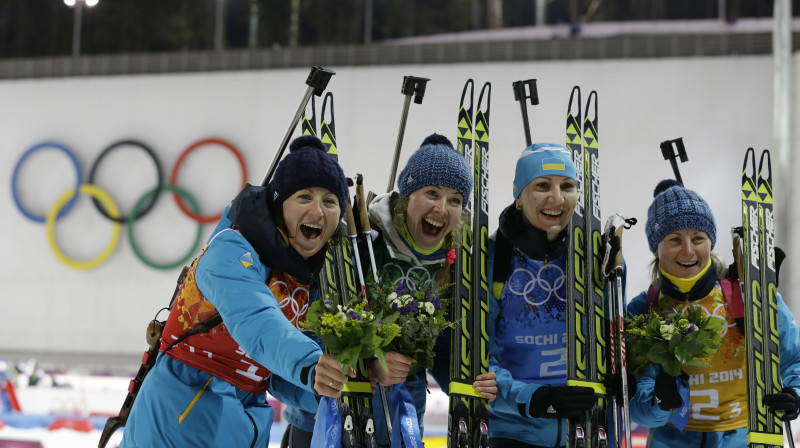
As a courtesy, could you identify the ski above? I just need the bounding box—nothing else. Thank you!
[583,90,608,448]
[448,80,491,448]
[312,94,378,448]
[449,79,476,448]
[741,148,786,448]
[471,82,491,448]
[566,87,607,448]
[566,86,588,448]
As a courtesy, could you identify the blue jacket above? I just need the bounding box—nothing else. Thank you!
[121,188,323,447]
[627,284,800,448]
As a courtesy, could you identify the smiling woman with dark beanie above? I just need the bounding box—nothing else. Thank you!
[120,135,354,447]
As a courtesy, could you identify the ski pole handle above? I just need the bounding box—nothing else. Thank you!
[355,173,380,284]
[355,174,372,233]
[512,79,538,147]
[262,66,335,186]
[659,137,688,186]
[387,75,430,192]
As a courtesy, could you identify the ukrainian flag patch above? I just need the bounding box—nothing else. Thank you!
[239,251,254,268]
[542,158,566,171]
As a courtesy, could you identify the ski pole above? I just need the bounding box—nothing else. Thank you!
[602,213,637,448]
[261,66,335,186]
[386,75,430,193]
[344,177,393,441]
[344,192,368,303]
[512,79,539,146]
[659,137,688,185]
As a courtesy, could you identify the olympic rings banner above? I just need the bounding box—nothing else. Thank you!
[12,138,248,271]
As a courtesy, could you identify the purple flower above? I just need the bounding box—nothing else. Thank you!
[665,318,672,324]
[324,300,333,307]
[687,323,697,333]
[348,310,362,321]
[665,310,676,315]
[431,296,441,310]
[396,283,408,295]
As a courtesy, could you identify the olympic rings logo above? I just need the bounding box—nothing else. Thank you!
[506,264,566,306]
[381,262,434,291]
[273,281,311,329]
[11,138,248,271]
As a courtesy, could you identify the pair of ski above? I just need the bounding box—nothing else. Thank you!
[738,148,794,448]
[300,91,388,448]
[565,86,636,448]
[564,85,608,448]
[447,79,491,448]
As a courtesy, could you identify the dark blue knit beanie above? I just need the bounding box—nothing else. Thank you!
[645,179,716,253]
[267,135,348,219]
[397,133,473,207]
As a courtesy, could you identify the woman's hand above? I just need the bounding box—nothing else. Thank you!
[368,351,415,386]
[474,371,498,402]
[313,354,356,398]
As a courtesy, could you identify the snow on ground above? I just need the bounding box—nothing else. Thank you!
[2,370,800,447]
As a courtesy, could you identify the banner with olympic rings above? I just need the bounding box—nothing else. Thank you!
[11,138,248,271]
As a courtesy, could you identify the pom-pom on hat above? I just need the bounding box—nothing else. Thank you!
[267,135,349,218]
[645,179,716,252]
[512,143,577,199]
[397,133,473,207]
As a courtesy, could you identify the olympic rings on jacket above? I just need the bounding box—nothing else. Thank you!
[13,137,247,271]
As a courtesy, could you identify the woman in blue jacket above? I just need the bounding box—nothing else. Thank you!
[488,144,598,447]
[121,136,354,447]
[627,179,800,447]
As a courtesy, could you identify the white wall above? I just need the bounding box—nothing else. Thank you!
[0,56,790,361]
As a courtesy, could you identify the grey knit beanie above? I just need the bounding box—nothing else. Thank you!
[397,133,473,207]
[645,179,716,252]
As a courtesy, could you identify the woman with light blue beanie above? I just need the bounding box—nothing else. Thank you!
[626,179,800,447]
[487,143,598,447]
[281,133,497,447]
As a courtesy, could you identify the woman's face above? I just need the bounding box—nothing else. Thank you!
[282,187,340,259]
[516,175,578,241]
[656,228,712,279]
[405,185,463,251]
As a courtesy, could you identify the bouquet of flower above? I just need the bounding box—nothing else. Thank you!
[369,281,453,376]
[301,296,401,375]
[624,305,724,378]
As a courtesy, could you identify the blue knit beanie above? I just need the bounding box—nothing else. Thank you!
[645,179,716,252]
[397,133,473,207]
[267,135,348,219]
[512,143,577,199]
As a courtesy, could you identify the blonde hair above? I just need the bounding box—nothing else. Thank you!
[392,196,469,288]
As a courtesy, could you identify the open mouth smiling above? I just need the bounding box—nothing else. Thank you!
[300,223,322,239]
[421,217,444,236]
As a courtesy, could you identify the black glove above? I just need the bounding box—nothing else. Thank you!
[764,387,800,422]
[654,369,684,411]
[527,386,596,419]
[604,371,637,403]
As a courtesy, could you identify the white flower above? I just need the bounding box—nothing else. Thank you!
[660,323,675,340]
[387,292,398,302]
[400,294,413,304]
[336,311,347,323]
[424,302,435,315]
